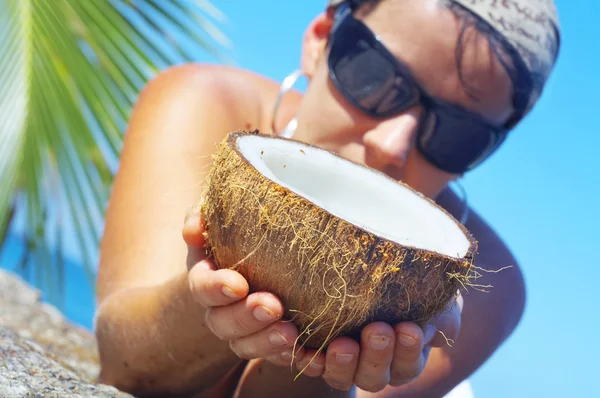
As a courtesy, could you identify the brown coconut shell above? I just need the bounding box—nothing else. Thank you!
[201,130,477,350]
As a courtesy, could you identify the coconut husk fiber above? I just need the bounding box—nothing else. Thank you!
[201,131,477,352]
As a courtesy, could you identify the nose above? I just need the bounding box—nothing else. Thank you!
[363,107,422,169]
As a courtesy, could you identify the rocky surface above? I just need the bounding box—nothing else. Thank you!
[0,269,133,397]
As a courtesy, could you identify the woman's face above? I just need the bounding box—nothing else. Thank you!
[293,0,514,199]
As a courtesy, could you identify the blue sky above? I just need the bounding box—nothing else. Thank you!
[1,1,597,397]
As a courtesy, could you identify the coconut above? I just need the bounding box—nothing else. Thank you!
[200,130,477,351]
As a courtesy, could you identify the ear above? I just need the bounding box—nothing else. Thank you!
[300,11,335,79]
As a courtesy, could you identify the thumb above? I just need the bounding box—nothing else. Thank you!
[183,201,210,270]
[428,291,463,348]
[182,201,207,248]
[184,201,204,224]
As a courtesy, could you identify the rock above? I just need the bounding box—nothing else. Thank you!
[0,269,133,397]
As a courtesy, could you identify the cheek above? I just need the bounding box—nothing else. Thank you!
[401,149,456,197]
[337,143,368,165]
[302,69,359,132]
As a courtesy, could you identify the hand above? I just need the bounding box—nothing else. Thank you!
[182,205,304,363]
[182,204,463,393]
[267,295,463,393]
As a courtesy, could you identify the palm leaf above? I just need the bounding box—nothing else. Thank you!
[0,0,231,303]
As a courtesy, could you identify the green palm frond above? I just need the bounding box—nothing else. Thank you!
[0,0,231,303]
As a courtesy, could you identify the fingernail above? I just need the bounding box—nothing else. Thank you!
[335,353,354,364]
[196,260,212,272]
[184,213,198,226]
[184,204,201,224]
[269,331,288,346]
[398,333,416,347]
[309,361,324,369]
[221,286,239,299]
[369,334,391,350]
[456,293,464,312]
[281,351,293,360]
[253,305,276,322]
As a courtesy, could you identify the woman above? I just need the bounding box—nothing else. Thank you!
[94,0,560,397]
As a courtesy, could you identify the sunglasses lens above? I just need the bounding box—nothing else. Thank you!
[329,22,415,116]
[419,110,500,173]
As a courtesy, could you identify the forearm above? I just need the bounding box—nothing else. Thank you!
[95,271,243,397]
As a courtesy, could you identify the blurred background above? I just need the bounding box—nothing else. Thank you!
[0,1,597,397]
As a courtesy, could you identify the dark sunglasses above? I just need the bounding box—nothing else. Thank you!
[327,4,510,174]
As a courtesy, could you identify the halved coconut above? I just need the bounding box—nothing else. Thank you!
[201,130,477,350]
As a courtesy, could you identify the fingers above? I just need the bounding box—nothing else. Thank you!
[265,347,306,367]
[182,204,206,248]
[389,322,426,386]
[183,206,209,269]
[229,321,300,360]
[312,321,429,393]
[456,291,464,313]
[354,322,396,392]
[421,323,437,347]
[429,313,459,348]
[205,292,285,340]
[321,337,360,391]
[183,202,306,367]
[429,293,463,348]
[189,260,249,307]
[295,349,327,378]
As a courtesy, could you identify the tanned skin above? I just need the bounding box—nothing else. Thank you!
[95,1,526,397]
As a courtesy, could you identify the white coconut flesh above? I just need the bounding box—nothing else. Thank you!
[236,135,471,259]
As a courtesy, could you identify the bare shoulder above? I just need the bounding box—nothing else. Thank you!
[130,63,284,133]
[97,64,281,300]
